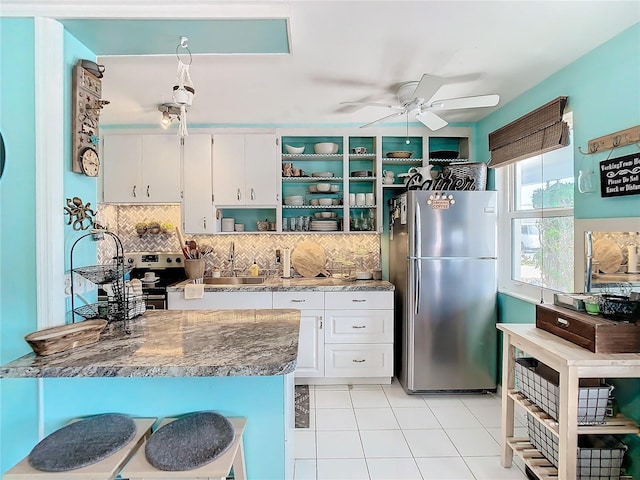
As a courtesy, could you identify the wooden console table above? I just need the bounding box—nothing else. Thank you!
[497,323,640,480]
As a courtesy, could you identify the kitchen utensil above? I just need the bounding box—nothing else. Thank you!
[176,226,188,256]
[291,240,328,277]
[386,151,413,158]
[593,239,623,274]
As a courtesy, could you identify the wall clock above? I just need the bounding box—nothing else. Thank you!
[71,61,103,175]
[80,147,100,177]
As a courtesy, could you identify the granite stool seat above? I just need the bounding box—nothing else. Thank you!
[121,416,247,480]
[4,417,156,480]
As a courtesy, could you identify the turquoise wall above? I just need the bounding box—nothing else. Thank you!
[0,19,40,475]
[479,23,640,479]
[42,375,288,479]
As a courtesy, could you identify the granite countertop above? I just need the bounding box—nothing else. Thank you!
[0,309,300,379]
[167,277,395,293]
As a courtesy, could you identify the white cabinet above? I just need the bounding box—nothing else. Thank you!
[274,292,325,378]
[167,291,272,310]
[212,134,278,206]
[102,134,181,203]
[182,134,215,234]
[324,291,394,380]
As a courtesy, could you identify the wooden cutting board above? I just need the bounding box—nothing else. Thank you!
[593,238,623,274]
[291,241,328,277]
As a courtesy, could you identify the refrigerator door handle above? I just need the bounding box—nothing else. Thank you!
[414,200,422,258]
[414,260,421,315]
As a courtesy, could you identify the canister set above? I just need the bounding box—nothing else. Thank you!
[349,192,375,206]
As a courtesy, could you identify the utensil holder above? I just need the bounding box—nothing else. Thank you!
[184,259,205,279]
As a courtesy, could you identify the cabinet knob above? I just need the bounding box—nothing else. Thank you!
[146,185,150,197]
[237,188,241,201]
[250,188,255,200]
[319,316,323,329]
[203,217,207,229]
[132,185,137,198]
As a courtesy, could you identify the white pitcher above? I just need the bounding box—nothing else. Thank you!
[407,165,433,179]
[382,170,395,184]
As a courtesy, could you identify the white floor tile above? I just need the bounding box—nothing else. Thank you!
[360,430,412,458]
[445,428,501,456]
[350,384,383,391]
[351,390,391,408]
[294,459,317,480]
[316,458,369,480]
[403,429,460,457]
[315,384,350,391]
[295,429,317,459]
[316,408,358,431]
[367,458,422,480]
[316,430,364,459]
[467,404,503,428]
[415,456,475,479]
[393,406,441,430]
[422,394,464,407]
[354,408,399,430]
[463,456,527,479]
[430,405,483,428]
[316,390,353,409]
[382,386,427,407]
[458,393,501,408]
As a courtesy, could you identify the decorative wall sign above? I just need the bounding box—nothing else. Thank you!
[599,152,640,197]
[406,170,477,191]
[71,61,105,175]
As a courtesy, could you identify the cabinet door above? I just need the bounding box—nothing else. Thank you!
[295,309,325,378]
[102,134,142,202]
[324,344,393,378]
[245,134,278,206]
[182,134,214,234]
[212,135,245,205]
[141,135,181,202]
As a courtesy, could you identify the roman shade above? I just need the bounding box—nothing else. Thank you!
[489,96,569,167]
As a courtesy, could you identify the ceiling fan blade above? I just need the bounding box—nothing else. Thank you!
[411,74,444,102]
[428,94,500,110]
[360,111,405,128]
[340,101,404,110]
[415,110,448,131]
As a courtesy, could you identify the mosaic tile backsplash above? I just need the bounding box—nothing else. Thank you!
[97,204,380,276]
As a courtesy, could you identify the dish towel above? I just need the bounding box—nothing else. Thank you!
[184,283,205,300]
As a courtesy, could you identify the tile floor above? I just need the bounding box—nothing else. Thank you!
[294,380,529,480]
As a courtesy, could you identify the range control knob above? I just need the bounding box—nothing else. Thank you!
[175,257,182,264]
[127,257,135,264]
[166,258,172,264]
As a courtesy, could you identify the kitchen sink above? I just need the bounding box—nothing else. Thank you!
[203,277,266,285]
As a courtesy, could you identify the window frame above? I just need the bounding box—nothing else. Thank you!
[496,113,575,304]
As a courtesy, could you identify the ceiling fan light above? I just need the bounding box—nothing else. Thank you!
[160,111,172,128]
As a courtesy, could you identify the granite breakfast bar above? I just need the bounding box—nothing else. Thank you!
[0,309,301,479]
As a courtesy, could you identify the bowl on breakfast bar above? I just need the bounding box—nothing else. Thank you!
[314,142,339,154]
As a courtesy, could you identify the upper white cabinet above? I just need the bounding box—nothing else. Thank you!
[182,134,214,234]
[212,134,278,206]
[102,134,181,203]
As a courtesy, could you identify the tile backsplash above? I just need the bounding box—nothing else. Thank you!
[97,204,380,275]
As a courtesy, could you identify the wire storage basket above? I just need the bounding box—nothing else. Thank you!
[442,162,487,190]
[526,413,627,478]
[515,357,610,424]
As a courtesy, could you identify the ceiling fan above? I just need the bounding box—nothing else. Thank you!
[341,74,500,130]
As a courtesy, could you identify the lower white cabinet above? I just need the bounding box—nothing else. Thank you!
[167,291,272,310]
[325,344,393,378]
[274,292,325,378]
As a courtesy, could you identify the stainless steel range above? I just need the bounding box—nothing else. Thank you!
[99,252,188,310]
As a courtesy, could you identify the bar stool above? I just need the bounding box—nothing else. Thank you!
[4,417,156,480]
[121,417,247,480]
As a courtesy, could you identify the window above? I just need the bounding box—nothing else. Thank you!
[497,121,575,302]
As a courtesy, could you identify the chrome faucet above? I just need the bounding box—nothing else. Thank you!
[228,241,236,276]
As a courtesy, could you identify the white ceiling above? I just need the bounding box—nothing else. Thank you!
[73,1,640,129]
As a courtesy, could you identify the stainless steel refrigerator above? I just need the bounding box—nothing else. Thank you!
[389,190,497,393]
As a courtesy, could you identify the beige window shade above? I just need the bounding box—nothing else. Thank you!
[489,96,569,167]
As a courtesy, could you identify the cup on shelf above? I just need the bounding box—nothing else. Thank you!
[221,218,235,232]
[355,193,366,206]
[349,193,356,206]
[365,193,375,205]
